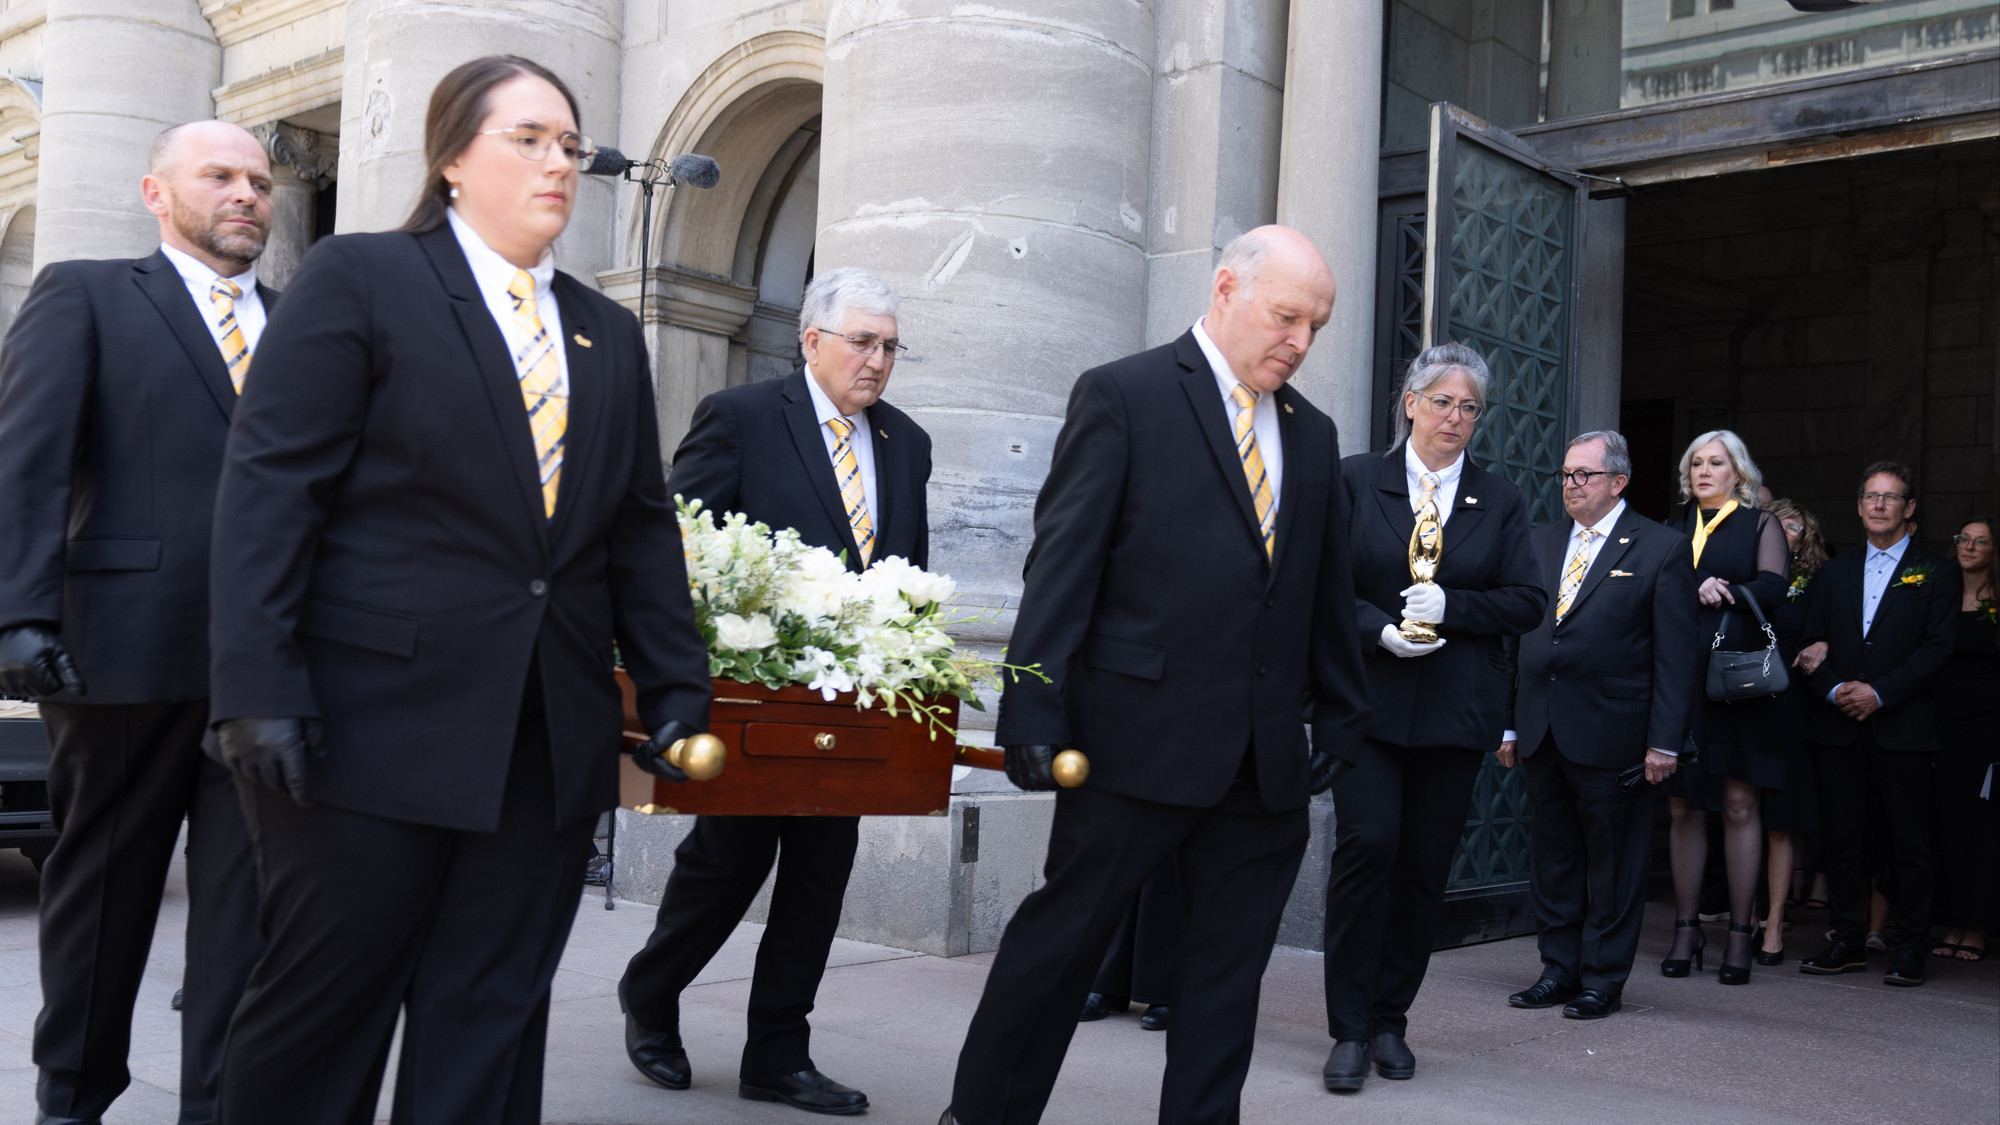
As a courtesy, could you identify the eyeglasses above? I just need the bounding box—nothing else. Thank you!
[1420,394,1480,421]
[478,123,596,166]
[1957,534,1994,548]
[814,328,907,359]
[1553,469,1610,487]
[1860,492,1909,507]
[1782,522,1805,536]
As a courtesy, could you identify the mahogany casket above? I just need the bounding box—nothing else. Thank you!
[616,672,965,816]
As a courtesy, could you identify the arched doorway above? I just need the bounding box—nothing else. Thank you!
[0,205,35,339]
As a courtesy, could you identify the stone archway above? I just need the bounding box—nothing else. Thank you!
[0,205,34,339]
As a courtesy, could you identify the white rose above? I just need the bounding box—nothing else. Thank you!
[714,611,779,652]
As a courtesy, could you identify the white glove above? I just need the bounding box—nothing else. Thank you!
[1379,623,1445,659]
[1399,582,1446,625]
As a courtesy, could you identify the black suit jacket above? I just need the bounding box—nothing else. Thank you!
[1801,543,1959,751]
[1342,445,1545,751]
[994,331,1369,812]
[0,252,279,704]
[668,368,931,570]
[208,227,710,832]
[1512,505,1699,770]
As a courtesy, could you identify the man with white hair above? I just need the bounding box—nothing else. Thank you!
[0,120,276,1125]
[619,266,931,1116]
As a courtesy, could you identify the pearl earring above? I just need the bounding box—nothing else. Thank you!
[449,185,460,199]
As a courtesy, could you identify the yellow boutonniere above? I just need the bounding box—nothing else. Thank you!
[1896,562,1934,587]
[1787,573,1810,602]
[1980,599,1997,626]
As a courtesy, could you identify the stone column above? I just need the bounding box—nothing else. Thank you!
[33,0,219,271]
[1547,0,1625,119]
[1275,0,1384,464]
[334,0,622,283]
[254,124,337,289]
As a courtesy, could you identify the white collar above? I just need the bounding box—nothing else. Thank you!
[802,364,864,428]
[1192,317,1257,403]
[1868,535,1911,564]
[159,242,258,294]
[1403,441,1464,489]
[1572,499,1626,541]
[447,207,555,294]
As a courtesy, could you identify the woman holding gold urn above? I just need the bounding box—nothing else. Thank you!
[1319,342,1547,1093]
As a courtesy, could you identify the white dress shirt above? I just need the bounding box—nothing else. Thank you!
[447,207,567,398]
[1191,317,1282,512]
[1404,441,1464,524]
[803,364,879,530]
[1505,499,1633,750]
[159,243,266,359]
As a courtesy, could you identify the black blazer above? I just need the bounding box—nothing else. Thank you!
[1342,445,1545,751]
[668,368,931,570]
[994,331,1369,812]
[208,227,710,832]
[1802,543,1959,751]
[1512,505,1699,770]
[0,252,279,704]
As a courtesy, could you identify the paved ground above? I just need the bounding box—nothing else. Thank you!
[1,842,1994,1124]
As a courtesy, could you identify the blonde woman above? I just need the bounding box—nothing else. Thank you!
[1755,499,1831,964]
[1660,431,1789,985]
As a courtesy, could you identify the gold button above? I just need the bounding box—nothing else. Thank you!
[814,732,837,751]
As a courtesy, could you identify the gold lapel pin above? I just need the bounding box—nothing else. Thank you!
[573,333,593,348]
[1282,403,1294,414]
[1618,537,1630,544]
[878,429,889,440]
[1465,497,1478,505]
[1609,569,1633,577]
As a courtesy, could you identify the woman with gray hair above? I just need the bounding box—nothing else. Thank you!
[1320,342,1546,1091]
[1659,430,1791,986]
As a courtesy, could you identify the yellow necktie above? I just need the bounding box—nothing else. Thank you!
[1690,499,1737,568]
[1556,528,1599,621]
[507,270,565,519]
[210,279,252,394]
[826,416,875,565]
[1231,385,1275,558]
[1415,471,1440,513]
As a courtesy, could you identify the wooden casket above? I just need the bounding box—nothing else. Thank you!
[617,672,965,817]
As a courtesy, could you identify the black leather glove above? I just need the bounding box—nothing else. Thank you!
[634,719,695,783]
[216,717,323,806]
[1004,744,1059,792]
[1307,748,1348,796]
[0,624,87,699]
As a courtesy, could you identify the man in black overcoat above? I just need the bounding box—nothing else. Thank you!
[1501,430,1698,1020]
[0,121,274,1125]
[943,226,1368,1125]
[619,267,931,1116]
[1797,460,1959,986]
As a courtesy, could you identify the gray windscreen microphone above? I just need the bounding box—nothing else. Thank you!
[582,146,634,177]
[667,153,721,189]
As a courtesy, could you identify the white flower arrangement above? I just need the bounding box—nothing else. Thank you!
[675,497,1038,737]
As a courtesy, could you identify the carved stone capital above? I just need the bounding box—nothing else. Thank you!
[597,265,757,335]
[252,122,337,188]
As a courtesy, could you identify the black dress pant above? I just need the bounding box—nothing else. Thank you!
[951,761,1308,1125]
[1815,727,1935,953]
[216,707,593,1125]
[1322,738,1483,1040]
[620,813,859,1080]
[35,700,262,1125]
[1092,866,1181,1005]
[1521,735,1656,992]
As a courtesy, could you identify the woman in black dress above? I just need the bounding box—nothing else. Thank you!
[1931,519,1998,962]
[1754,499,1831,963]
[1661,431,1789,985]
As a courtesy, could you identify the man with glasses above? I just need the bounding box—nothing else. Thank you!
[1499,430,1697,1020]
[619,266,930,1116]
[1797,461,1959,986]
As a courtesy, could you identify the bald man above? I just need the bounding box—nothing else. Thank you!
[943,227,1370,1125]
[0,120,277,1125]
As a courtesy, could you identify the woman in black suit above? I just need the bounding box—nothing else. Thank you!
[1321,342,1546,1091]
[1932,519,1997,962]
[1753,498,1830,964]
[206,57,710,1123]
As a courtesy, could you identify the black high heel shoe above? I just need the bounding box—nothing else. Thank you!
[1719,923,1755,985]
[1662,919,1705,977]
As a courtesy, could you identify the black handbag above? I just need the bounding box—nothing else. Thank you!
[1705,587,1788,702]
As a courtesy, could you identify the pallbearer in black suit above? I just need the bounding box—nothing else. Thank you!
[1320,343,1545,1092]
[0,121,274,1125]
[620,267,931,1116]
[207,59,710,1123]
[944,227,1369,1125]
[1501,431,1698,1020]
[1797,462,1959,987]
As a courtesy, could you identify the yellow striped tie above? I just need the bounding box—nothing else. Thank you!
[826,416,875,565]
[507,270,566,519]
[1230,385,1275,558]
[1556,529,1598,621]
[210,279,252,394]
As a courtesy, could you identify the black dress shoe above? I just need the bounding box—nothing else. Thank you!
[1507,976,1581,1009]
[1140,1003,1171,1031]
[740,1068,869,1115]
[1799,938,1868,975]
[623,1012,691,1090]
[1561,989,1622,1019]
[1883,950,1927,987]
[1371,1031,1415,1079]
[1079,992,1128,1021]
[1322,1039,1371,1092]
